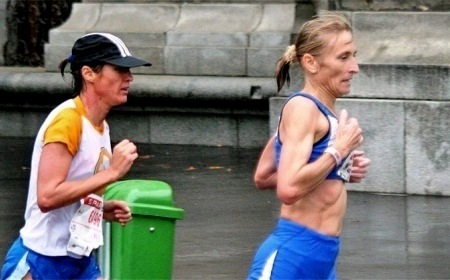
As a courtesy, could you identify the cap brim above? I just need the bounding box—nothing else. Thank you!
[104,56,152,68]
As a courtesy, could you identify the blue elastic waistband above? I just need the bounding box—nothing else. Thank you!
[277,218,340,244]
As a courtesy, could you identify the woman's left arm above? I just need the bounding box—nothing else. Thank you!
[103,200,132,226]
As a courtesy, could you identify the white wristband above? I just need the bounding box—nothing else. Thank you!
[324,147,342,166]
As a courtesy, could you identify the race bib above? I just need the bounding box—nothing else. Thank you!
[337,151,354,182]
[67,193,104,258]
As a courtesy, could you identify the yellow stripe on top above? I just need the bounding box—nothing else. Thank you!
[43,96,105,156]
[43,108,81,156]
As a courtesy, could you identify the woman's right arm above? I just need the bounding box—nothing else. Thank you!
[37,139,137,212]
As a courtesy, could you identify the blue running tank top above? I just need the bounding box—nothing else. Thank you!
[274,91,352,181]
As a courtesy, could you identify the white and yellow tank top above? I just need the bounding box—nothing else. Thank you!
[20,96,112,256]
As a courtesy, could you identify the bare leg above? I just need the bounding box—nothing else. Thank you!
[22,272,32,280]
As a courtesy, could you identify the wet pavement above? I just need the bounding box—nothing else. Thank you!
[1,137,449,279]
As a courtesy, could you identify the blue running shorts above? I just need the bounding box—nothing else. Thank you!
[1,237,101,280]
[247,218,340,280]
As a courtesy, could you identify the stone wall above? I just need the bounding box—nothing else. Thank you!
[0,70,276,148]
[335,0,450,11]
[352,11,450,65]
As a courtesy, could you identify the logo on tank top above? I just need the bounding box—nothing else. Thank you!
[94,147,112,194]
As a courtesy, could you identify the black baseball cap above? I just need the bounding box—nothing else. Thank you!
[69,33,151,68]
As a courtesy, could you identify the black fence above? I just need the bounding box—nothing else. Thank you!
[3,0,79,66]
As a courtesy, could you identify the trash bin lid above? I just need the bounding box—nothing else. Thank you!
[104,180,184,219]
[127,202,184,219]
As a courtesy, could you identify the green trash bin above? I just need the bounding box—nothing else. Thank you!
[100,179,184,279]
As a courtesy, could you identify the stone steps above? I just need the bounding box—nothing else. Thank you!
[45,3,311,76]
[46,4,450,75]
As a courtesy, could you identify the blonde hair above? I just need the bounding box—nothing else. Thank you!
[275,11,352,92]
[283,44,299,64]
